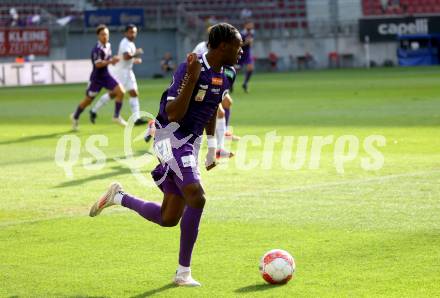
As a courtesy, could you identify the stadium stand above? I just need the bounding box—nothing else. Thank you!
[88,0,308,30]
[362,0,440,16]
[0,0,308,32]
[0,0,82,27]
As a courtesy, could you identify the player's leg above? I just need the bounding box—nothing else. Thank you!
[222,94,240,141]
[128,89,147,126]
[215,104,233,159]
[143,74,155,142]
[89,175,200,286]
[128,89,140,122]
[71,82,101,130]
[242,62,254,92]
[121,191,185,227]
[223,98,231,129]
[112,83,127,126]
[89,181,185,227]
[173,182,205,287]
[144,119,156,143]
[89,91,116,124]
[127,71,148,126]
[72,95,93,119]
[71,95,94,130]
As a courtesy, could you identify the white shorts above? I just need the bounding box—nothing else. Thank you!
[111,69,138,92]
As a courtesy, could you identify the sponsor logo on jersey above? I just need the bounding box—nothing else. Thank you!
[195,88,206,101]
[212,77,223,86]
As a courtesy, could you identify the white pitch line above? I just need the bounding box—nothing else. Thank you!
[1,169,439,228]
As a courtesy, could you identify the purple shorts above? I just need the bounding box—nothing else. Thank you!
[151,141,201,197]
[238,52,253,66]
[86,74,119,97]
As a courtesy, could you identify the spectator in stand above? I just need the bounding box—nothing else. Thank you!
[268,52,278,71]
[240,8,252,20]
[160,52,176,76]
[206,16,217,27]
[9,8,19,27]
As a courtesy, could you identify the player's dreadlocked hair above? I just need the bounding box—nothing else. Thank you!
[207,23,239,49]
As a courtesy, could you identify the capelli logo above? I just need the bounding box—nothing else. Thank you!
[378,19,428,35]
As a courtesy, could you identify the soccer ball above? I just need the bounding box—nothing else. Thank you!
[259,249,295,284]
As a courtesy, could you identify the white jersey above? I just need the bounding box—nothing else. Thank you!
[193,41,208,56]
[116,37,136,71]
[110,37,138,91]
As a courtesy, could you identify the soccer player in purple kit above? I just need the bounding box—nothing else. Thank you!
[71,24,126,131]
[89,23,243,287]
[238,20,255,93]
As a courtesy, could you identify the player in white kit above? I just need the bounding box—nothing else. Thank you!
[90,24,148,126]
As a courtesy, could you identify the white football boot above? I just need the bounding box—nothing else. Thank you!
[70,113,79,131]
[89,182,123,217]
[173,269,201,287]
[113,116,127,127]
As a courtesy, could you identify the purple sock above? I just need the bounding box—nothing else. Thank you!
[224,108,231,127]
[244,70,253,85]
[114,101,122,118]
[73,106,84,120]
[179,206,204,267]
[122,194,162,225]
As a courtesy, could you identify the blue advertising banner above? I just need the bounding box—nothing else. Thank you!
[84,9,144,27]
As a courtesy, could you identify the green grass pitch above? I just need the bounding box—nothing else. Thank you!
[1,67,440,297]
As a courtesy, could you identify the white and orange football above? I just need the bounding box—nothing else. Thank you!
[259,249,295,284]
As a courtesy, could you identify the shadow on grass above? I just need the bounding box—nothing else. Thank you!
[0,156,53,167]
[65,296,108,298]
[54,165,132,188]
[8,296,108,298]
[130,283,175,297]
[235,283,279,293]
[106,150,154,162]
[0,131,71,145]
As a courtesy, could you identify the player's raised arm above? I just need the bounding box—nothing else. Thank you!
[123,48,143,61]
[94,60,110,68]
[94,55,115,68]
[94,56,119,68]
[165,53,201,122]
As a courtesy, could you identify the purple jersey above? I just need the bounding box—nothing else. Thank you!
[238,29,254,65]
[240,29,254,53]
[156,53,231,140]
[90,42,113,80]
[85,41,119,97]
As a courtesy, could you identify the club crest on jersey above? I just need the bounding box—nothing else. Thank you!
[195,85,207,101]
[195,90,206,101]
[212,77,223,86]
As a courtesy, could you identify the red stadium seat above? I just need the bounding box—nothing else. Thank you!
[0,0,309,30]
[359,0,440,15]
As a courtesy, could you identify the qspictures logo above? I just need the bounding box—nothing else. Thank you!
[54,112,387,188]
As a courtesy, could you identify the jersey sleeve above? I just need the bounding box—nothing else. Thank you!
[119,40,131,55]
[193,42,207,55]
[166,62,188,101]
[92,47,105,64]
[222,67,236,99]
[226,66,236,86]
